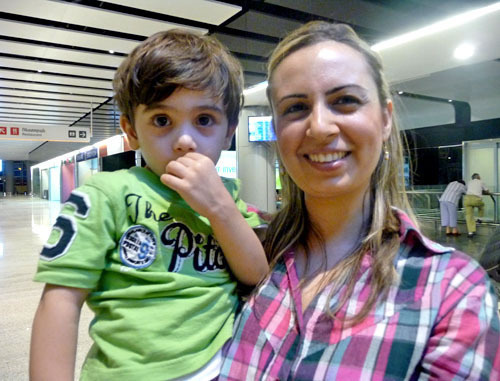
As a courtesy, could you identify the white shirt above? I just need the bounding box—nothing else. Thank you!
[466,178,488,197]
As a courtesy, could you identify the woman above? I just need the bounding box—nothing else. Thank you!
[220,21,500,380]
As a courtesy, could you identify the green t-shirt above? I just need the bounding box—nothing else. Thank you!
[34,166,262,380]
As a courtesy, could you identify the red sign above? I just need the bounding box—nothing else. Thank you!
[0,127,6,135]
[10,127,19,135]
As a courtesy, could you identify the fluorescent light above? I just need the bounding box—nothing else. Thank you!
[371,2,500,51]
[454,43,475,59]
[243,81,268,95]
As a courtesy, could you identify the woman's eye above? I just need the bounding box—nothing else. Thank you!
[336,95,360,105]
[283,103,307,116]
[197,114,214,127]
[334,95,362,107]
[153,115,170,127]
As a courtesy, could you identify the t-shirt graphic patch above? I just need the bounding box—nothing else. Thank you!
[119,225,157,269]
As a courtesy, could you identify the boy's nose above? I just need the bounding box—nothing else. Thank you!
[173,133,197,153]
[306,103,339,140]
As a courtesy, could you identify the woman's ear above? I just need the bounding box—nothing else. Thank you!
[382,100,393,141]
[120,115,140,150]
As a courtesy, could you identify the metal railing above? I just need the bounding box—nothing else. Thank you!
[406,190,500,224]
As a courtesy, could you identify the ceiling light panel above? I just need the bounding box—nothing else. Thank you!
[0,70,112,90]
[104,0,241,25]
[0,20,139,54]
[0,79,112,98]
[0,88,108,103]
[1,0,207,36]
[0,117,70,125]
[0,57,116,80]
[0,95,93,109]
[0,103,89,113]
[0,108,84,117]
[0,40,123,67]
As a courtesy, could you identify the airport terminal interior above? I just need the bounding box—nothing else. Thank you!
[1,0,500,378]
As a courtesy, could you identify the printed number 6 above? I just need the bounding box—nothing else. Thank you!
[40,191,90,261]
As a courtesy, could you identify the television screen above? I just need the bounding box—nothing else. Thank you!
[248,116,276,142]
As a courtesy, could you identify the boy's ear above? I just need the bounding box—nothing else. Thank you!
[120,115,140,150]
[223,123,237,150]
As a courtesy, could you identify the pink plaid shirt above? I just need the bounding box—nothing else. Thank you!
[220,211,500,380]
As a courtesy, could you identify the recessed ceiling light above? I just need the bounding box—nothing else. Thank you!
[37,69,42,73]
[454,43,475,59]
[109,50,114,54]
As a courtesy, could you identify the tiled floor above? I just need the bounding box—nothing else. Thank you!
[0,196,498,379]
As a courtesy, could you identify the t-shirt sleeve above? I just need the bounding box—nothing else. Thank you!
[420,258,500,379]
[34,184,118,289]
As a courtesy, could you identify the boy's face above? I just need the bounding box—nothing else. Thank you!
[121,87,236,177]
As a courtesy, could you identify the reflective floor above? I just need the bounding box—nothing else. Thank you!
[0,196,498,379]
[0,196,92,380]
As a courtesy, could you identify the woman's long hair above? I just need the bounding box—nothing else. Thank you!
[264,21,415,324]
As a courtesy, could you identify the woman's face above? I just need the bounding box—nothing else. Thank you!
[270,41,392,202]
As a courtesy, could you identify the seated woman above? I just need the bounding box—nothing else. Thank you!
[219,21,500,380]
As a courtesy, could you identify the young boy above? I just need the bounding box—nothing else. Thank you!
[30,29,268,381]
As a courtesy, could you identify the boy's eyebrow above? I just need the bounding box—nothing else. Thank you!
[276,84,366,105]
[143,103,224,114]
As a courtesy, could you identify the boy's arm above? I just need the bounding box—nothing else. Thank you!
[30,284,89,381]
[161,152,269,285]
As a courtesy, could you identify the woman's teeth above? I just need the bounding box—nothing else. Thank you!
[309,152,347,163]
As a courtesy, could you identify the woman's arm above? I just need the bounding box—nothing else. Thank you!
[420,275,500,379]
[30,284,89,381]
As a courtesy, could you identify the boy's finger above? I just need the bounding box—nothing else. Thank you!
[165,160,190,178]
[160,173,185,191]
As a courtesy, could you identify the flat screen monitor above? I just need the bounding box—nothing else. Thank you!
[248,116,276,142]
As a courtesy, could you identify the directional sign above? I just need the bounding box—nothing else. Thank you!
[0,123,90,143]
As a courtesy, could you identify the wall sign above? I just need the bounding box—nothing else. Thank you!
[0,123,90,143]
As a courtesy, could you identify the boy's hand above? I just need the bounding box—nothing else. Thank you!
[160,152,234,218]
[161,152,269,285]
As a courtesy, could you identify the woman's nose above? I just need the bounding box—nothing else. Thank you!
[306,104,339,140]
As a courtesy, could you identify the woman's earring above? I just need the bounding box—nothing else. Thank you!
[384,144,390,160]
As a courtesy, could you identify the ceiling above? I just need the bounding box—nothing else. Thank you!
[0,0,499,162]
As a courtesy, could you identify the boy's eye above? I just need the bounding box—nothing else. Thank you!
[197,114,214,127]
[153,115,170,127]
